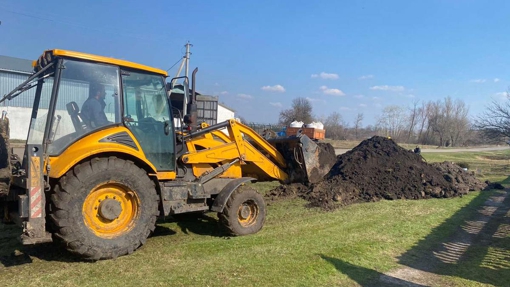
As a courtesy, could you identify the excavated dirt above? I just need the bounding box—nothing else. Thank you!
[268,136,488,210]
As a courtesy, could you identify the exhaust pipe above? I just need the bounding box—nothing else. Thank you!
[187,67,199,131]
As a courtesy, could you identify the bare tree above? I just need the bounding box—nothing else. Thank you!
[406,100,420,143]
[279,97,313,126]
[376,105,408,141]
[323,112,345,140]
[475,91,510,142]
[428,100,448,146]
[448,98,470,146]
[427,97,470,147]
[354,113,363,140]
[416,101,431,143]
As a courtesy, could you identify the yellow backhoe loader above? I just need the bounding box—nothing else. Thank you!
[0,49,336,260]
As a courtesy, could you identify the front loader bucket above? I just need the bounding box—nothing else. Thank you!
[270,135,336,184]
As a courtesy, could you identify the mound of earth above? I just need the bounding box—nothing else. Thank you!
[268,136,487,210]
[431,161,486,192]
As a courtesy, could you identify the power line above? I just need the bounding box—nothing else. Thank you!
[166,56,184,72]
[0,7,169,42]
[2,6,189,75]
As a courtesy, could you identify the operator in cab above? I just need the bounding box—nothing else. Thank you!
[81,82,109,128]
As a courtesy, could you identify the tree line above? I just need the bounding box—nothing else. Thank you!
[271,95,509,147]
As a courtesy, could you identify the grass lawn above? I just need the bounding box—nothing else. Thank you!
[422,149,510,183]
[0,150,509,286]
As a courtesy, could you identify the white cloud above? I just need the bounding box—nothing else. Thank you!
[311,72,339,80]
[495,92,508,99]
[319,85,345,96]
[220,91,228,95]
[494,78,501,83]
[339,107,351,111]
[407,94,415,98]
[370,85,405,92]
[358,75,374,80]
[306,97,325,103]
[269,102,282,108]
[237,93,253,100]
[359,104,367,107]
[214,83,220,86]
[372,96,381,100]
[354,94,364,99]
[261,84,286,93]
[471,79,486,83]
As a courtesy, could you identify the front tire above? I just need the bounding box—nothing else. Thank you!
[218,186,266,236]
[50,157,159,260]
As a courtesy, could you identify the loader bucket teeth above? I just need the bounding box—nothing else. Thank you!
[270,135,336,184]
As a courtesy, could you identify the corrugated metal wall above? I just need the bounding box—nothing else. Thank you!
[0,71,36,107]
[0,71,89,110]
[55,80,90,110]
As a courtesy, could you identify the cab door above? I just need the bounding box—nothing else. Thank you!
[121,70,175,171]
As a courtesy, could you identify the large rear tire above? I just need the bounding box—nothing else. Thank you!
[50,157,159,260]
[218,186,266,236]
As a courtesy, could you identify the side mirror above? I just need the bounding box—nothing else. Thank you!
[165,82,173,92]
[183,114,192,124]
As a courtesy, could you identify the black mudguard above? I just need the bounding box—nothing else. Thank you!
[210,177,255,212]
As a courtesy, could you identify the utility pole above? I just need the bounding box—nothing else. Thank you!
[184,41,191,85]
[171,42,193,116]
[173,41,192,84]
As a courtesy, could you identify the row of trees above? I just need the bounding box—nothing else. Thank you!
[274,95,505,147]
[474,91,510,143]
[376,97,470,146]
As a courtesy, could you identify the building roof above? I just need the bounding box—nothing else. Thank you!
[219,102,235,113]
[0,55,34,74]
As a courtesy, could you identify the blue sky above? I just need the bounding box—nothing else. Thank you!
[0,0,509,126]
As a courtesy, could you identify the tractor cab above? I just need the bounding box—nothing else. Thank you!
[5,49,176,174]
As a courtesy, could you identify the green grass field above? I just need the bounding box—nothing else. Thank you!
[0,150,509,286]
[423,149,510,183]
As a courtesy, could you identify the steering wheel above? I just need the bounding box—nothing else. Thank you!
[138,117,159,133]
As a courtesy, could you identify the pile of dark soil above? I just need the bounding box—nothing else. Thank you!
[431,161,487,192]
[268,136,487,210]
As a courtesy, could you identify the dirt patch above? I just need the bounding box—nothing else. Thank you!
[480,154,510,161]
[268,136,487,210]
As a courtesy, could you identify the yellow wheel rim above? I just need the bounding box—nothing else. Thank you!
[82,182,140,239]
[237,200,258,227]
